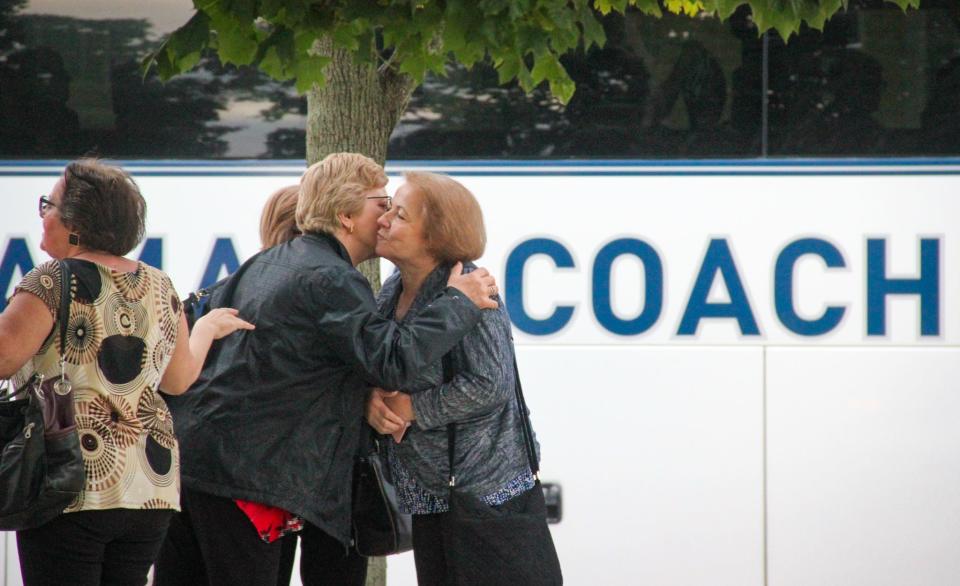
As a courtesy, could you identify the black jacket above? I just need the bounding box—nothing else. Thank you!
[166,232,481,545]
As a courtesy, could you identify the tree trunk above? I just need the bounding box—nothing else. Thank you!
[305,39,415,584]
[306,39,415,167]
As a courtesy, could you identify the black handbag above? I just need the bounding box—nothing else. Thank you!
[0,259,85,530]
[441,357,563,586]
[351,426,413,557]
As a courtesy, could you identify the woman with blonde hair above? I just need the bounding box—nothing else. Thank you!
[155,153,499,586]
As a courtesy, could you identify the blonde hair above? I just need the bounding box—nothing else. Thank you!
[404,171,486,263]
[259,185,301,249]
[297,153,387,235]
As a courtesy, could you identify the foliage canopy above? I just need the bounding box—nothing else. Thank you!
[146,0,922,103]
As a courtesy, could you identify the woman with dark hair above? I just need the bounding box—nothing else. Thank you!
[366,171,560,585]
[0,159,252,586]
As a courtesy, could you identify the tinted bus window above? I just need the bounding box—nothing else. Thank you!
[0,0,956,159]
[388,11,761,159]
[767,0,960,156]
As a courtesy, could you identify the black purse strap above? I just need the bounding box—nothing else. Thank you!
[0,259,71,401]
[56,259,72,371]
[444,350,539,487]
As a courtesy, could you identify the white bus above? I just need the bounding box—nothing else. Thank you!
[2,1,959,585]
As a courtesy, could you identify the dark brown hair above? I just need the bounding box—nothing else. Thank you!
[60,159,146,256]
[259,185,301,249]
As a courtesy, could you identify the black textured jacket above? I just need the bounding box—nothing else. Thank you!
[166,232,481,546]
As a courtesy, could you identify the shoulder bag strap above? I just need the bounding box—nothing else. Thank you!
[56,259,72,382]
[443,353,457,487]
[443,349,541,486]
[511,356,540,479]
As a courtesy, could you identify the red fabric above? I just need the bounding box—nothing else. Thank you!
[235,499,304,543]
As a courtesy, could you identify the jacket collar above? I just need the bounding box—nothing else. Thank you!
[379,262,452,321]
[302,231,352,264]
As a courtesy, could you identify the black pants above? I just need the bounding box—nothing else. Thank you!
[276,522,367,586]
[411,512,450,586]
[155,486,364,586]
[154,486,283,586]
[411,495,535,586]
[16,509,173,586]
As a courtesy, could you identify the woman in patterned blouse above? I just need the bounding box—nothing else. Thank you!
[0,159,253,586]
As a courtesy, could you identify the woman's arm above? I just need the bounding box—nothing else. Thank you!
[159,308,255,395]
[0,292,55,378]
[394,305,515,430]
[314,266,488,391]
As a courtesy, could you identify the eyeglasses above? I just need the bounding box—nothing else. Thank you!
[38,195,58,217]
[367,195,392,211]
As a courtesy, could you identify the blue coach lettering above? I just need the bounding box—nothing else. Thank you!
[505,238,575,335]
[867,238,940,336]
[138,237,163,269]
[200,237,240,289]
[592,238,663,335]
[0,238,35,311]
[774,238,846,336]
[678,239,759,336]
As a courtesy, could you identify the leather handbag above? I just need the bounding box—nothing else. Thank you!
[441,356,563,585]
[351,426,413,557]
[0,259,85,530]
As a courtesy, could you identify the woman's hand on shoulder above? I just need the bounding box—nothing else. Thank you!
[447,262,498,310]
[193,308,255,340]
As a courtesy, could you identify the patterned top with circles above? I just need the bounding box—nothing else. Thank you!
[13,259,183,513]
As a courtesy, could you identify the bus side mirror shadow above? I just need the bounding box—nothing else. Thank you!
[542,482,562,524]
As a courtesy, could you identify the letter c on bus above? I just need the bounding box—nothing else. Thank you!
[505,238,575,335]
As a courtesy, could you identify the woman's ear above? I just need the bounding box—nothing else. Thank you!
[337,211,354,234]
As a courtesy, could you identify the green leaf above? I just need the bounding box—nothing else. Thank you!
[579,6,606,48]
[530,51,563,84]
[495,52,522,84]
[222,0,256,23]
[549,75,576,104]
[332,22,361,51]
[593,0,628,15]
[629,0,663,16]
[713,0,744,19]
[260,46,292,79]
[293,54,331,93]
[398,45,428,82]
[141,11,210,79]
[516,61,535,93]
[168,11,211,56]
[215,24,260,64]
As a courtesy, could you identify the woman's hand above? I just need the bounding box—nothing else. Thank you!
[447,262,498,310]
[383,391,416,422]
[366,388,407,434]
[193,308,255,340]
